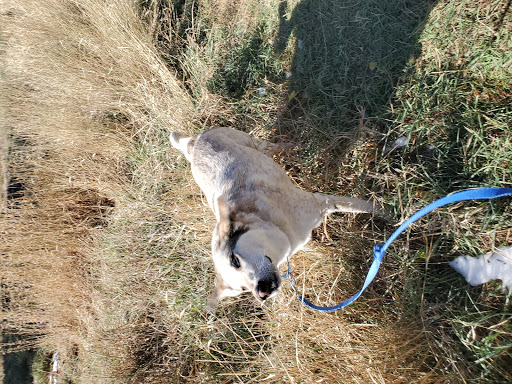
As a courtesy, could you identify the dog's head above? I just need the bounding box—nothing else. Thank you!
[208,198,287,308]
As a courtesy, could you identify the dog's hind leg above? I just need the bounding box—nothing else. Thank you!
[253,140,295,156]
[208,127,289,156]
[210,128,269,151]
[170,131,194,162]
[314,193,380,215]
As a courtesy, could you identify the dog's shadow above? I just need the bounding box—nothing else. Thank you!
[272,0,436,164]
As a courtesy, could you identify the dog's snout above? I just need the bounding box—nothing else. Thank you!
[256,277,278,300]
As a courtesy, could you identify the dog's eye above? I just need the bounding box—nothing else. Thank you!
[230,254,241,269]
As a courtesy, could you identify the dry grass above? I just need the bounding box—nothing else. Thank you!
[1,0,196,377]
[2,0,511,383]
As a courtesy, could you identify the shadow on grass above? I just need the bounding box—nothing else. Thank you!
[274,0,436,138]
[240,0,436,196]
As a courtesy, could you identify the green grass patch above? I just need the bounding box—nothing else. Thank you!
[207,22,284,99]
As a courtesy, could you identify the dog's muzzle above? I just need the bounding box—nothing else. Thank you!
[256,274,279,300]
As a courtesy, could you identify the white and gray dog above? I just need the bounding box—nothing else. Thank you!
[171,127,379,308]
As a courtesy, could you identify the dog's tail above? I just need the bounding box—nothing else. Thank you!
[170,131,187,149]
[170,131,194,161]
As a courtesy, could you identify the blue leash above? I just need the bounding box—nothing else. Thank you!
[285,187,512,312]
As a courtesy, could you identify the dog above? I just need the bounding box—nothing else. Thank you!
[170,127,379,308]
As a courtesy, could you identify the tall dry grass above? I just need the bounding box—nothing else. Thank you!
[1,0,198,378]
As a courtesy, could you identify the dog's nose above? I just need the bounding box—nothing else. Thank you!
[256,278,278,300]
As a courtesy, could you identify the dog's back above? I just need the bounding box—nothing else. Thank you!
[173,128,296,215]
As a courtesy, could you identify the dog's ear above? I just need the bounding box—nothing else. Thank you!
[215,197,231,238]
[207,273,238,312]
